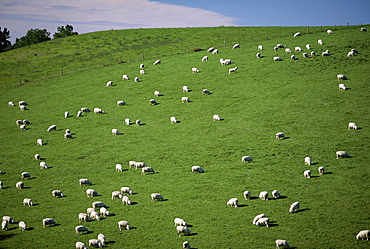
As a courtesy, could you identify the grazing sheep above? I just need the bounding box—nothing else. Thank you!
[65,129,71,134]
[272,190,281,199]
[227,198,238,208]
[304,170,311,178]
[16,181,24,189]
[348,122,358,130]
[23,198,34,206]
[302,52,309,58]
[125,118,130,125]
[75,242,88,249]
[181,97,190,103]
[135,119,141,126]
[112,191,123,200]
[141,166,155,175]
[219,58,233,65]
[117,100,126,106]
[255,217,269,227]
[304,157,312,165]
[19,105,28,111]
[274,46,278,52]
[212,49,218,54]
[276,239,291,248]
[290,55,295,60]
[77,110,83,117]
[174,218,187,226]
[106,81,113,87]
[118,220,130,230]
[99,207,110,217]
[228,66,238,74]
[2,220,8,230]
[149,99,157,105]
[98,233,106,245]
[75,225,89,234]
[182,86,189,92]
[52,190,64,197]
[134,161,146,169]
[140,69,145,75]
[90,211,100,221]
[327,29,334,34]
[116,164,123,172]
[78,213,89,222]
[202,89,211,95]
[18,221,26,231]
[42,218,56,227]
[293,32,300,37]
[122,74,129,80]
[360,27,367,31]
[154,91,160,97]
[318,39,323,45]
[18,101,27,106]
[338,83,347,91]
[92,202,106,208]
[285,48,292,53]
[23,119,30,125]
[347,51,355,57]
[19,124,27,130]
[120,187,133,195]
[170,117,177,123]
[252,214,266,225]
[306,44,311,50]
[176,226,191,237]
[86,189,98,197]
[129,160,137,168]
[191,166,204,173]
[47,125,57,132]
[294,47,302,51]
[112,129,121,135]
[356,230,370,240]
[259,191,268,201]
[322,50,331,56]
[93,108,105,114]
[183,241,191,248]
[21,172,31,180]
[64,133,73,139]
[213,114,221,121]
[192,68,199,73]
[232,43,240,49]
[79,178,92,186]
[64,111,69,118]
[258,45,263,50]
[16,119,24,126]
[140,63,144,69]
[273,57,283,61]
[289,201,300,213]
[89,239,103,248]
[256,53,261,58]
[207,47,214,52]
[87,208,95,215]
[151,193,164,201]
[337,74,347,81]
[310,51,316,56]
[153,59,161,65]
[202,56,208,61]
[276,132,285,140]
[243,191,251,200]
[241,156,253,163]
[277,44,284,48]
[3,216,15,224]
[0,181,2,189]
[134,77,139,82]
[8,101,15,107]
[81,107,91,112]
[122,196,132,205]
[318,166,325,175]
[336,151,350,159]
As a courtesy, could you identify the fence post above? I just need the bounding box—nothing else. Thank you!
[224,40,226,46]
[60,69,63,76]
[102,60,105,67]
[307,27,309,34]
[142,54,144,60]
[266,33,268,40]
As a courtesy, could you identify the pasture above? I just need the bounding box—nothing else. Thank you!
[0,26,370,248]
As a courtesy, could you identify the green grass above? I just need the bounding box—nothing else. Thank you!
[0,26,369,249]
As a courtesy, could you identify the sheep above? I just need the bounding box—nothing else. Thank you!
[47,125,57,132]
[64,111,69,118]
[360,27,367,31]
[304,170,311,178]
[258,45,263,50]
[140,63,144,69]
[304,157,312,165]
[348,122,358,130]
[135,119,141,126]
[154,91,160,97]
[120,187,133,195]
[78,213,89,222]
[273,46,278,52]
[21,172,31,180]
[140,69,145,75]
[117,100,126,106]
[8,101,15,107]
[232,43,240,49]
[129,160,137,168]
[52,190,64,197]
[75,242,88,249]
[149,99,157,105]
[98,233,106,245]
[290,55,295,60]
[256,53,261,58]
[18,221,26,231]
[294,47,302,52]
[241,156,253,163]
[86,189,98,197]
[293,32,300,37]
[90,211,100,221]
[118,220,130,230]
[121,196,132,205]
[93,108,105,114]
[322,50,331,56]
[213,114,221,121]
[183,241,191,248]
[153,59,161,65]
[23,198,34,206]
[227,198,238,208]
[112,191,123,200]
[75,225,89,234]
[112,129,121,135]
[310,51,316,56]
[202,56,208,61]
[87,208,95,215]
[228,67,238,74]
[65,129,71,134]
[191,166,204,173]
[302,52,309,58]
[252,214,266,225]
[174,218,187,226]
[272,190,281,199]
[81,107,91,112]
[289,202,301,213]
[134,161,146,169]
[276,239,291,248]
[212,49,218,54]
[285,48,292,53]
[243,191,251,200]
[89,239,103,248]
[306,44,311,50]
[219,58,233,65]
[273,57,283,61]
[16,181,24,189]
[356,230,370,240]
[16,120,24,126]
[141,166,155,175]
[34,153,41,160]
[151,193,164,201]
[18,101,27,106]
[337,74,347,81]
[125,118,130,125]
[318,166,325,175]
[115,164,123,172]
[255,217,269,227]
[259,191,268,201]
[336,151,350,159]
[99,207,110,217]
[2,220,8,230]
[19,105,28,111]
[22,119,30,125]
[347,51,355,57]
[42,218,56,227]
[318,39,323,45]
[122,74,129,80]
[327,29,334,34]
[64,133,73,139]
[182,86,189,92]
[19,124,27,130]
[338,83,347,91]
[3,216,15,224]
[276,132,285,140]
[134,77,139,82]
[181,97,190,103]
[276,44,284,48]
[170,117,177,123]
[0,181,2,190]
[79,178,92,186]
[192,68,199,73]
[176,225,191,236]
[207,47,214,52]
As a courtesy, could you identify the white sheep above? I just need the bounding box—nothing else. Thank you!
[79,178,92,186]
[141,166,155,175]
[86,189,98,197]
[183,241,191,248]
[21,172,31,180]
[99,207,110,217]
[213,114,221,121]
[310,51,316,56]
[153,59,161,65]
[294,47,302,52]
[120,187,133,195]
[20,124,27,130]
[285,48,292,53]
[75,225,89,234]
[18,101,27,106]
[327,29,334,34]
[87,208,95,215]
[117,100,126,106]
[134,161,146,169]
[18,221,26,231]
[241,156,253,163]
[232,43,240,49]
[277,44,284,48]
[202,56,208,61]
[118,220,130,230]
[98,233,106,245]
[348,122,358,130]
[0,181,2,189]
[75,242,88,249]
[151,193,164,201]
[356,230,370,240]
[81,107,90,112]
[176,225,191,237]
[42,218,56,227]
[181,97,190,103]
[8,101,15,107]
[135,119,141,126]
[360,27,367,31]
[252,214,266,225]
[140,69,145,75]
[140,63,144,69]
[272,190,281,199]
[322,50,330,56]
[121,196,132,205]
[274,46,278,52]
[243,191,251,200]
[192,67,199,73]
[306,44,311,50]
[174,218,187,226]
[259,191,268,201]
[93,108,105,114]
[302,52,309,58]
[19,105,28,111]
[23,198,34,206]
[318,39,323,45]
[191,166,204,173]
[149,99,157,105]
[125,118,130,125]
[154,91,161,97]
[182,86,189,92]
[228,66,238,74]
[255,217,269,227]
[202,89,211,95]
[2,220,8,230]
[207,47,214,52]
[304,170,311,178]
[16,181,24,189]
[337,74,347,81]
[16,120,24,126]
[289,201,300,213]
[78,213,89,222]
[106,81,113,87]
[290,55,295,60]
[170,117,177,123]
[129,160,137,168]
[318,166,325,175]
[256,53,261,58]
[276,132,285,140]
[64,133,73,139]
[112,129,121,135]
[304,157,312,165]
[212,49,218,54]
[347,51,355,57]
[258,45,263,50]
[3,216,15,224]
[336,151,350,159]
[220,58,233,65]
[89,211,100,221]
[47,125,57,132]
[112,191,123,200]
[52,190,64,197]
[293,32,300,37]
[273,57,283,61]
[116,164,123,171]
[122,74,129,80]
[89,239,102,248]
[227,198,238,208]
[276,239,291,248]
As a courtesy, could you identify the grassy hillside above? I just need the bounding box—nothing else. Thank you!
[0,26,369,249]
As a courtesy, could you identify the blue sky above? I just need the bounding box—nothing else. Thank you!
[1,0,369,43]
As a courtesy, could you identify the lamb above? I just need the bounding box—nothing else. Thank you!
[149,99,157,105]
[2,220,8,230]
[182,86,189,92]
[52,190,64,197]
[120,187,133,195]
[256,53,261,58]
[318,166,325,175]
[16,181,24,189]
[227,198,238,208]
[118,220,130,230]
[255,217,269,227]
[134,161,146,169]
[290,55,295,60]
[306,44,311,50]
[23,198,34,206]
[47,125,57,132]
[356,230,370,240]
[336,151,350,159]
[276,132,285,140]
[36,140,43,147]
[170,117,177,123]
[129,160,137,168]
[86,189,98,197]
[337,74,347,81]
[302,52,309,58]
[105,80,113,87]
[140,69,145,75]
[75,242,88,249]
[8,101,15,107]
[93,108,105,114]
[18,221,26,231]
[40,161,48,169]
[134,77,139,82]
[241,156,253,163]
[42,218,56,227]
[276,239,291,248]
[153,59,161,65]
[79,178,92,186]
[285,48,292,53]
[304,170,311,178]
[347,51,355,57]
[183,241,191,248]
[243,191,251,200]
[174,218,187,226]
[258,45,263,50]
[19,124,27,130]
[348,122,358,130]
[122,196,132,205]
[151,193,164,201]
[289,201,300,213]
[191,166,204,173]
[232,43,240,49]
[112,129,121,135]
[272,190,281,199]
[21,172,31,180]
[98,233,106,245]
[253,214,267,225]
[78,213,89,222]
[117,100,126,106]
[89,211,100,221]
[141,166,155,175]
[116,164,123,171]
[154,91,161,97]
[259,191,268,201]
[310,51,316,56]
[202,56,208,61]
[122,74,129,80]
[338,83,346,91]
[64,111,69,118]
[99,207,110,217]
[125,118,130,125]
[318,39,323,45]
[192,68,199,73]
[327,29,334,34]
[3,216,15,224]
[112,191,123,200]
[81,107,91,112]
[293,32,300,37]
[212,49,218,54]
[228,67,238,74]
[304,157,312,165]
[294,47,302,52]
[181,97,190,103]
[135,119,141,126]
[273,57,283,61]
[213,114,221,121]
[75,225,89,234]
[89,239,103,248]
[176,225,191,236]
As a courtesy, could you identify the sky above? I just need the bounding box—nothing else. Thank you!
[1,0,369,44]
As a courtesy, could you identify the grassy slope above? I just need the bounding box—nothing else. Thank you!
[0,27,369,248]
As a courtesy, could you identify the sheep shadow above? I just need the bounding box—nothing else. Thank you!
[173,121,181,124]
[130,202,139,205]
[249,196,260,200]
[309,175,320,178]
[28,177,37,180]
[22,186,31,189]
[184,232,197,237]
[136,123,146,126]
[26,227,35,230]
[0,233,16,240]
[312,162,319,165]
[237,204,248,207]
[295,208,310,213]
[105,241,116,245]
[323,172,333,175]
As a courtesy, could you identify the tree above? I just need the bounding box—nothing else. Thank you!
[0,27,11,52]
[13,28,51,48]
[53,25,78,39]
